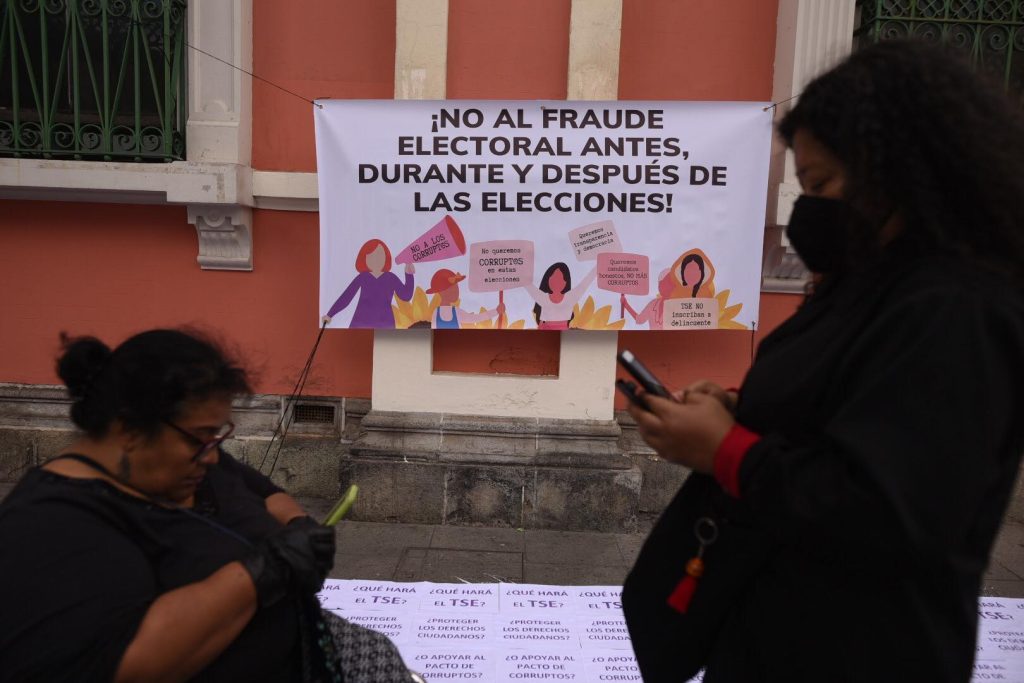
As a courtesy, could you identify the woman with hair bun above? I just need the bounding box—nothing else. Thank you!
[0,329,414,682]
[623,40,1024,682]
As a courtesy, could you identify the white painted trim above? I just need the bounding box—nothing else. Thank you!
[372,330,619,419]
[0,160,322,212]
[762,0,856,288]
[567,0,623,100]
[188,204,253,271]
[768,0,857,226]
[252,170,319,211]
[186,0,253,165]
[0,158,251,206]
[395,0,449,100]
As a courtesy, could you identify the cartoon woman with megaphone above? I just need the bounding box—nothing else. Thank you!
[323,239,415,328]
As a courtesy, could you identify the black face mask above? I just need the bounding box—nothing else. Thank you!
[784,195,859,274]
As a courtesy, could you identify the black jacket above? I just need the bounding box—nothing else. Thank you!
[626,247,1024,683]
[705,249,1024,681]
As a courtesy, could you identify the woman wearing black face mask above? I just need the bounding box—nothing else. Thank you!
[622,40,1024,683]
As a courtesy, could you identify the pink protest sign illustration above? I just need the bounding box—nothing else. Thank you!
[568,220,622,261]
[468,240,535,329]
[395,215,467,265]
[597,252,649,318]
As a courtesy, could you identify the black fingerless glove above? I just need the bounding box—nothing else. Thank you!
[287,515,337,578]
[240,540,291,608]
[241,520,336,607]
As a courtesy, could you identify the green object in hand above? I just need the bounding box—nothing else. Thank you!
[323,485,359,526]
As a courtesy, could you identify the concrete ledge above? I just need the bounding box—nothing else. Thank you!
[344,409,641,531]
[353,410,628,469]
[339,457,642,533]
[0,158,252,206]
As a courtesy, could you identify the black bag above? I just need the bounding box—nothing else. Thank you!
[622,473,773,682]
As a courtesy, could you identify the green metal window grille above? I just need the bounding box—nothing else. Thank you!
[855,1,1024,107]
[0,0,187,162]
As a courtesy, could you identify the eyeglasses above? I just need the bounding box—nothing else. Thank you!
[163,420,235,462]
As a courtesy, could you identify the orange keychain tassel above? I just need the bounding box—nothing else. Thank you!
[667,557,704,613]
[667,517,717,614]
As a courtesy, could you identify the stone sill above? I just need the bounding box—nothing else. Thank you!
[0,158,251,206]
[0,158,319,211]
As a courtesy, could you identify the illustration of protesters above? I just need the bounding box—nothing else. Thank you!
[322,239,414,328]
[669,248,716,299]
[525,262,597,330]
[428,268,504,329]
[620,268,675,330]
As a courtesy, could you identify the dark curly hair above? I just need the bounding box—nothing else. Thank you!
[56,329,251,438]
[779,40,1024,281]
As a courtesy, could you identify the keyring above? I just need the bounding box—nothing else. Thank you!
[694,517,719,546]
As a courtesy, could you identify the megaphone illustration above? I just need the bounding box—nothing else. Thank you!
[395,215,467,265]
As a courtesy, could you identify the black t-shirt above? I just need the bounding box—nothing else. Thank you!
[0,452,300,682]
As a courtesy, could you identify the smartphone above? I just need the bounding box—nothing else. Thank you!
[322,484,359,527]
[615,378,647,408]
[617,350,672,400]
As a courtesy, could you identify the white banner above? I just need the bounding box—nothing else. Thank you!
[315,101,772,331]
[318,580,1024,683]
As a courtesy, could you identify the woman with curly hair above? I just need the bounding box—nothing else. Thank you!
[0,330,415,682]
[623,40,1024,682]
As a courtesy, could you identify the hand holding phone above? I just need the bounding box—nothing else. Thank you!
[617,350,672,400]
[616,378,646,407]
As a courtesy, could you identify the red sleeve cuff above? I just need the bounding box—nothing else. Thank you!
[713,424,761,498]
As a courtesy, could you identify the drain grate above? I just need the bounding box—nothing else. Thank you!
[293,402,336,424]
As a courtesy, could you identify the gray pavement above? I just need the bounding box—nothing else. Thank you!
[298,497,1024,594]
[984,521,1024,598]
[297,496,640,585]
[2,482,1023,593]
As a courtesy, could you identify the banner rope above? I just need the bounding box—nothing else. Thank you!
[129,19,322,108]
[184,40,324,109]
[763,93,802,112]
[258,320,329,476]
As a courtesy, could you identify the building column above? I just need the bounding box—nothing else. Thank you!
[762,0,856,291]
[185,0,254,270]
[372,0,625,422]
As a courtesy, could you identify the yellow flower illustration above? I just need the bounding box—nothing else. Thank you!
[393,287,526,329]
[569,296,626,330]
[460,309,527,330]
[714,289,747,330]
[392,287,440,329]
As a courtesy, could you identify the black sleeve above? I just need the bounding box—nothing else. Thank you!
[217,449,285,499]
[0,500,156,683]
[738,286,1024,568]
